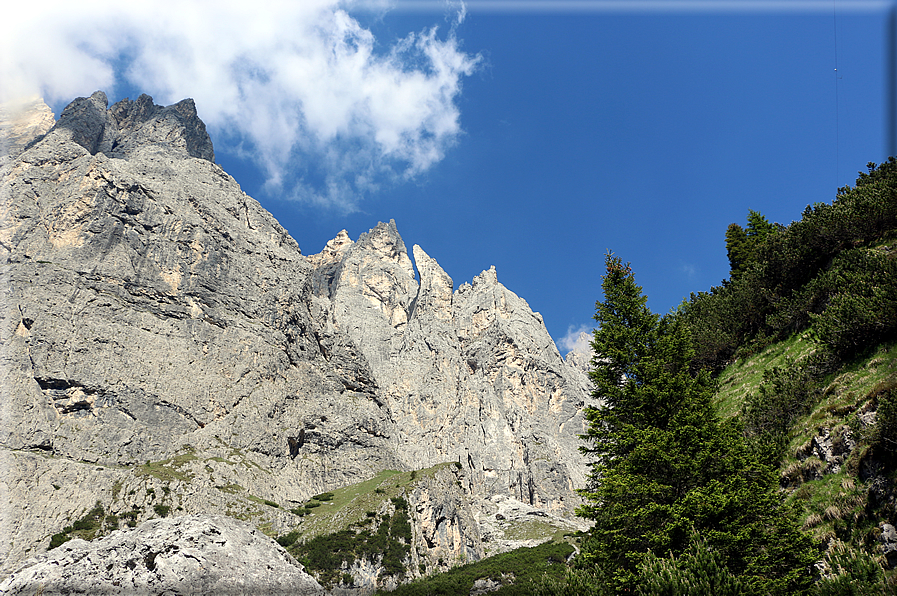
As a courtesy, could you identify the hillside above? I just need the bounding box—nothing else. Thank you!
[3,89,896,595]
[382,160,897,594]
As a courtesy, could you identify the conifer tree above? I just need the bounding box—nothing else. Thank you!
[577,253,814,594]
[725,222,750,278]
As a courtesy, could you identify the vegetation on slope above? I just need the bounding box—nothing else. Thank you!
[576,254,814,594]
[373,541,574,596]
[552,158,897,594]
[401,158,897,595]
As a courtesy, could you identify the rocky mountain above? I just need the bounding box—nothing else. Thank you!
[0,515,324,596]
[0,92,593,592]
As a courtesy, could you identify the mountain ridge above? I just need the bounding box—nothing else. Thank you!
[0,92,592,592]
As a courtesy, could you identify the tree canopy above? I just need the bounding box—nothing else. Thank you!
[576,253,814,594]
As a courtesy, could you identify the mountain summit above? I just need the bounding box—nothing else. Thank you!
[0,93,592,592]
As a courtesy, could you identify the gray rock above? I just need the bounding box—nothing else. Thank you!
[470,575,512,595]
[0,96,56,162]
[798,427,857,475]
[564,332,593,373]
[0,514,323,595]
[309,228,593,512]
[880,522,897,568]
[1,92,399,574]
[0,91,594,583]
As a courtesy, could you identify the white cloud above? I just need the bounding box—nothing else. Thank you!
[1,1,480,211]
[558,324,593,355]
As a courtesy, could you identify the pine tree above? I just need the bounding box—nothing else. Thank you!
[725,210,776,280]
[725,222,750,278]
[577,253,815,594]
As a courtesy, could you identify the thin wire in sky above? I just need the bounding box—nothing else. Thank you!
[834,0,841,188]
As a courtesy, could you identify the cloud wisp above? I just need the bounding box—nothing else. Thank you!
[2,1,480,212]
[558,324,594,355]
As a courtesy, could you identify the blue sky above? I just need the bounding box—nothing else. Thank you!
[7,0,895,352]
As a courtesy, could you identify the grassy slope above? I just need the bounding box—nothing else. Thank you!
[374,541,575,596]
[716,335,897,572]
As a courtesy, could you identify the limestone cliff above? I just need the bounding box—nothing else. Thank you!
[0,92,593,589]
[309,225,591,512]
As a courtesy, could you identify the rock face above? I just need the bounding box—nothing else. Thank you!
[309,224,591,512]
[0,92,593,587]
[564,331,593,374]
[0,96,56,163]
[0,514,323,595]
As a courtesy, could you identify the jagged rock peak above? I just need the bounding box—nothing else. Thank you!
[457,265,499,295]
[0,96,56,159]
[475,265,499,286]
[0,515,323,595]
[41,90,214,162]
[326,229,354,252]
[564,331,593,373]
[356,219,416,280]
[411,244,454,320]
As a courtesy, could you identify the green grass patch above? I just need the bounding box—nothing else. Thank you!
[215,483,244,494]
[375,541,574,596]
[501,520,568,543]
[280,464,452,546]
[715,332,816,418]
[48,502,109,549]
[784,341,897,455]
[135,449,198,483]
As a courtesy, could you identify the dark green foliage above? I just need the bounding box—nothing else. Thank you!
[290,507,309,516]
[48,532,71,550]
[49,501,109,548]
[276,529,301,548]
[635,534,751,596]
[742,357,824,466]
[71,518,94,532]
[870,381,897,463]
[290,497,413,588]
[71,502,104,532]
[377,541,574,596]
[153,504,170,517]
[682,160,897,372]
[263,499,280,508]
[293,529,359,586]
[725,210,777,280]
[725,223,750,279]
[810,249,897,360]
[577,255,814,593]
[531,567,612,596]
[312,492,334,501]
[305,501,321,508]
